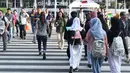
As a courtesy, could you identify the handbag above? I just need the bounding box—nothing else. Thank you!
[70,31,81,45]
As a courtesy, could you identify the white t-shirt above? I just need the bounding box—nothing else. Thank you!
[20,13,29,25]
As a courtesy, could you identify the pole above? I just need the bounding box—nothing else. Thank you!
[68,0,70,14]
[54,0,57,18]
[6,0,8,8]
[34,0,37,8]
[43,0,45,10]
[105,0,108,9]
[124,0,126,9]
[20,0,23,7]
[68,0,70,5]
[14,0,16,9]
[115,0,117,13]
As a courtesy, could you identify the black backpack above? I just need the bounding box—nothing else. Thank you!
[2,16,7,26]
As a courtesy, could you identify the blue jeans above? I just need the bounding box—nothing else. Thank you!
[31,23,35,33]
[8,27,13,42]
[87,49,91,65]
[91,55,104,73]
[12,24,15,37]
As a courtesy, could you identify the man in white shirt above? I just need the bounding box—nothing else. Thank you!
[19,8,29,40]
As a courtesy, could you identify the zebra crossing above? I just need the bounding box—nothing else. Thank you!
[0,29,130,73]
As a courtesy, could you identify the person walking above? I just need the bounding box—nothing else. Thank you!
[67,11,83,73]
[13,9,19,37]
[107,13,122,73]
[5,8,13,43]
[55,11,66,49]
[19,8,29,40]
[35,12,50,60]
[84,12,91,67]
[64,11,77,59]
[30,9,36,34]
[46,11,53,38]
[119,12,130,62]
[0,10,9,52]
[85,11,108,73]
[32,7,42,43]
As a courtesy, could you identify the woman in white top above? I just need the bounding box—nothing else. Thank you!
[68,11,83,73]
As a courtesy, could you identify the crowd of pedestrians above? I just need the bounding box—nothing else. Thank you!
[0,7,130,73]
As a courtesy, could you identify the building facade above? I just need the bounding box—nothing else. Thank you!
[0,0,129,9]
[0,0,75,8]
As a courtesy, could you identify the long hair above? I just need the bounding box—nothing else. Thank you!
[39,12,46,25]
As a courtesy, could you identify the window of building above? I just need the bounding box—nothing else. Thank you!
[16,0,20,7]
[23,0,34,8]
[0,0,6,7]
[8,0,13,8]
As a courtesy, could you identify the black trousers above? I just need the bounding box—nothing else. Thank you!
[49,25,52,37]
[37,35,47,52]
[15,24,19,34]
[66,41,70,59]
[122,36,129,56]
[19,25,26,39]
[84,45,87,57]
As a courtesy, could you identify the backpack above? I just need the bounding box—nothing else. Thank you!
[70,31,82,45]
[0,16,6,35]
[92,40,106,58]
[111,36,125,56]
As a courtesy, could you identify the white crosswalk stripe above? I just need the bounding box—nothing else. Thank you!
[0,30,130,73]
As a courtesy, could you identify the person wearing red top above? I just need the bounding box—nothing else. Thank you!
[13,10,19,37]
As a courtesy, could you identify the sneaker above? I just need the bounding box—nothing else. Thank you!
[87,64,91,68]
[32,41,36,44]
[8,41,11,43]
[24,37,26,40]
[69,66,73,73]
[3,49,6,52]
[16,34,18,37]
[33,41,36,44]
[61,47,63,50]
[84,55,87,60]
[73,67,79,72]
[43,53,46,60]
[39,52,42,55]
[125,55,130,63]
